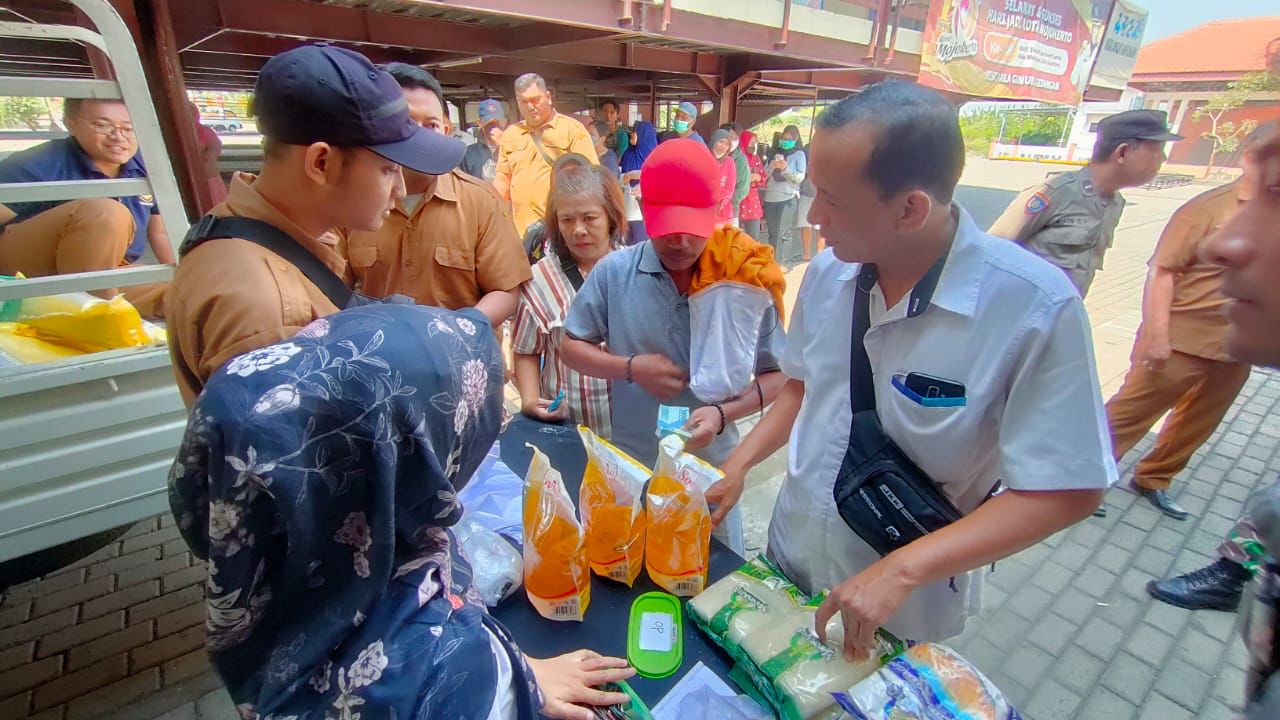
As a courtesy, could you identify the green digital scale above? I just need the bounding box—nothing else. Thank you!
[627,591,684,679]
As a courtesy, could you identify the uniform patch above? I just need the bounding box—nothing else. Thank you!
[1024,192,1049,215]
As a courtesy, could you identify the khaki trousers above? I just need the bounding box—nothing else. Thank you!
[1107,350,1251,491]
[0,198,166,318]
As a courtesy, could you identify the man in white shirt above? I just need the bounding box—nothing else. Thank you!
[710,82,1117,658]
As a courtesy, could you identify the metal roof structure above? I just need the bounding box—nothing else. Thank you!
[1,0,929,111]
[0,0,934,214]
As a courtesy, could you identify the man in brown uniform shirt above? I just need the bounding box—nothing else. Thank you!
[1101,125,1272,519]
[345,65,530,325]
[164,45,465,406]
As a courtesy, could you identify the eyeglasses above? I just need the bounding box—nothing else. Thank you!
[86,120,136,139]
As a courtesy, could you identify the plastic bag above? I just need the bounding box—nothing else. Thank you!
[688,555,808,655]
[645,434,713,596]
[752,603,890,720]
[522,444,590,621]
[454,517,523,607]
[579,427,648,586]
[18,291,151,353]
[0,322,85,366]
[832,643,1020,720]
[688,282,775,403]
[458,440,524,543]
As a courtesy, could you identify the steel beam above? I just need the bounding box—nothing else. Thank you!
[400,0,918,75]
[754,69,876,93]
[692,73,721,100]
[510,40,721,76]
[204,0,517,55]
[500,25,622,54]
[134,0,212,217]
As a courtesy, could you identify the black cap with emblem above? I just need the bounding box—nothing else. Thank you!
[1098,109,1184,144]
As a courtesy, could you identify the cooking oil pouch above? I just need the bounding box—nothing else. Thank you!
[0,322,85,366]
[523,444,590,621]
[578,426,648,586]
[18,291,150,353]
[645,434,713,597]
[832,643,1021,720]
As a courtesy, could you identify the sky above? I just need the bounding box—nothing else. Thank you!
[1141,0,1279,44]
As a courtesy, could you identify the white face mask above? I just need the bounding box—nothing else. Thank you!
[730,140,740,153]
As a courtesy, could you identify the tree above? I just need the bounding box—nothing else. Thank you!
[0,96,49,131]
[1193,71,1279,178]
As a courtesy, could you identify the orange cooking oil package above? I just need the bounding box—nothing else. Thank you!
[578,427,649,586]
[522,444,590,621]
[645,434,715,597]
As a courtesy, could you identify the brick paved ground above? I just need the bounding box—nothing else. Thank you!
[0,159,1267,718]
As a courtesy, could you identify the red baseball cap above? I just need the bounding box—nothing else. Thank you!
[640,138,718,239]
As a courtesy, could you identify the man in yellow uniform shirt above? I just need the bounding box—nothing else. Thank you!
[494,73,598,237]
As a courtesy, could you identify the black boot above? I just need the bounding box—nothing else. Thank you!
[1146,558,1251,611]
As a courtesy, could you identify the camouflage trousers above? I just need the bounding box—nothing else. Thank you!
[1220,516,1269,576]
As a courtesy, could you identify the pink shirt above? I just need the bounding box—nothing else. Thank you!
[715,153,738,223]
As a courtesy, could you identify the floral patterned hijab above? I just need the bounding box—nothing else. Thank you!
[169,304,540,720]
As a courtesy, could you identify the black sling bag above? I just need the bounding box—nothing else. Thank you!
[180,215,410,309]
[831,258,971,556]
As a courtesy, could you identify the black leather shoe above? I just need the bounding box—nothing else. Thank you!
[1092,503,1107,518]
[1129,480,1189,520]
[1147,558,1251,611]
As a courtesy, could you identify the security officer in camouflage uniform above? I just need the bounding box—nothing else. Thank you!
[989,110,1182,297]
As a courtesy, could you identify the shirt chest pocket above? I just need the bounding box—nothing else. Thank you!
[433,246,477,306]
[435,245,475,273]
[347,245,379,269]
[538,128,572,154]
[881,375,970,435]
[508,136,534,157]
[1039,223,1097,268]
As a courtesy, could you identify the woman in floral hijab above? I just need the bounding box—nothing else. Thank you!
[169,304,632,720]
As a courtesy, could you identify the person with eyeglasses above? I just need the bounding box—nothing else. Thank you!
[0,98,172,316]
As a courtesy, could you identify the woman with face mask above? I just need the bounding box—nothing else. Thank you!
[709,129,740,227]
[737,130,766,240]
[762,125,807,262]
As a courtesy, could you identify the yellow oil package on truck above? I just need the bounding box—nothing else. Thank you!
[523,444,590,621]
[18,292,150,353]
[578,427,648,586]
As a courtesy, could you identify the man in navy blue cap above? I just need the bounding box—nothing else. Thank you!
[164,44,466,406]
[460,98,507,184]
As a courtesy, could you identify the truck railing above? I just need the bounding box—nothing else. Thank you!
[0,0,188,564]
[0,1,188,298]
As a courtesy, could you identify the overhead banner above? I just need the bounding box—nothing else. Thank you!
[1091,0,1148,91]
[918,0,1097,105]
